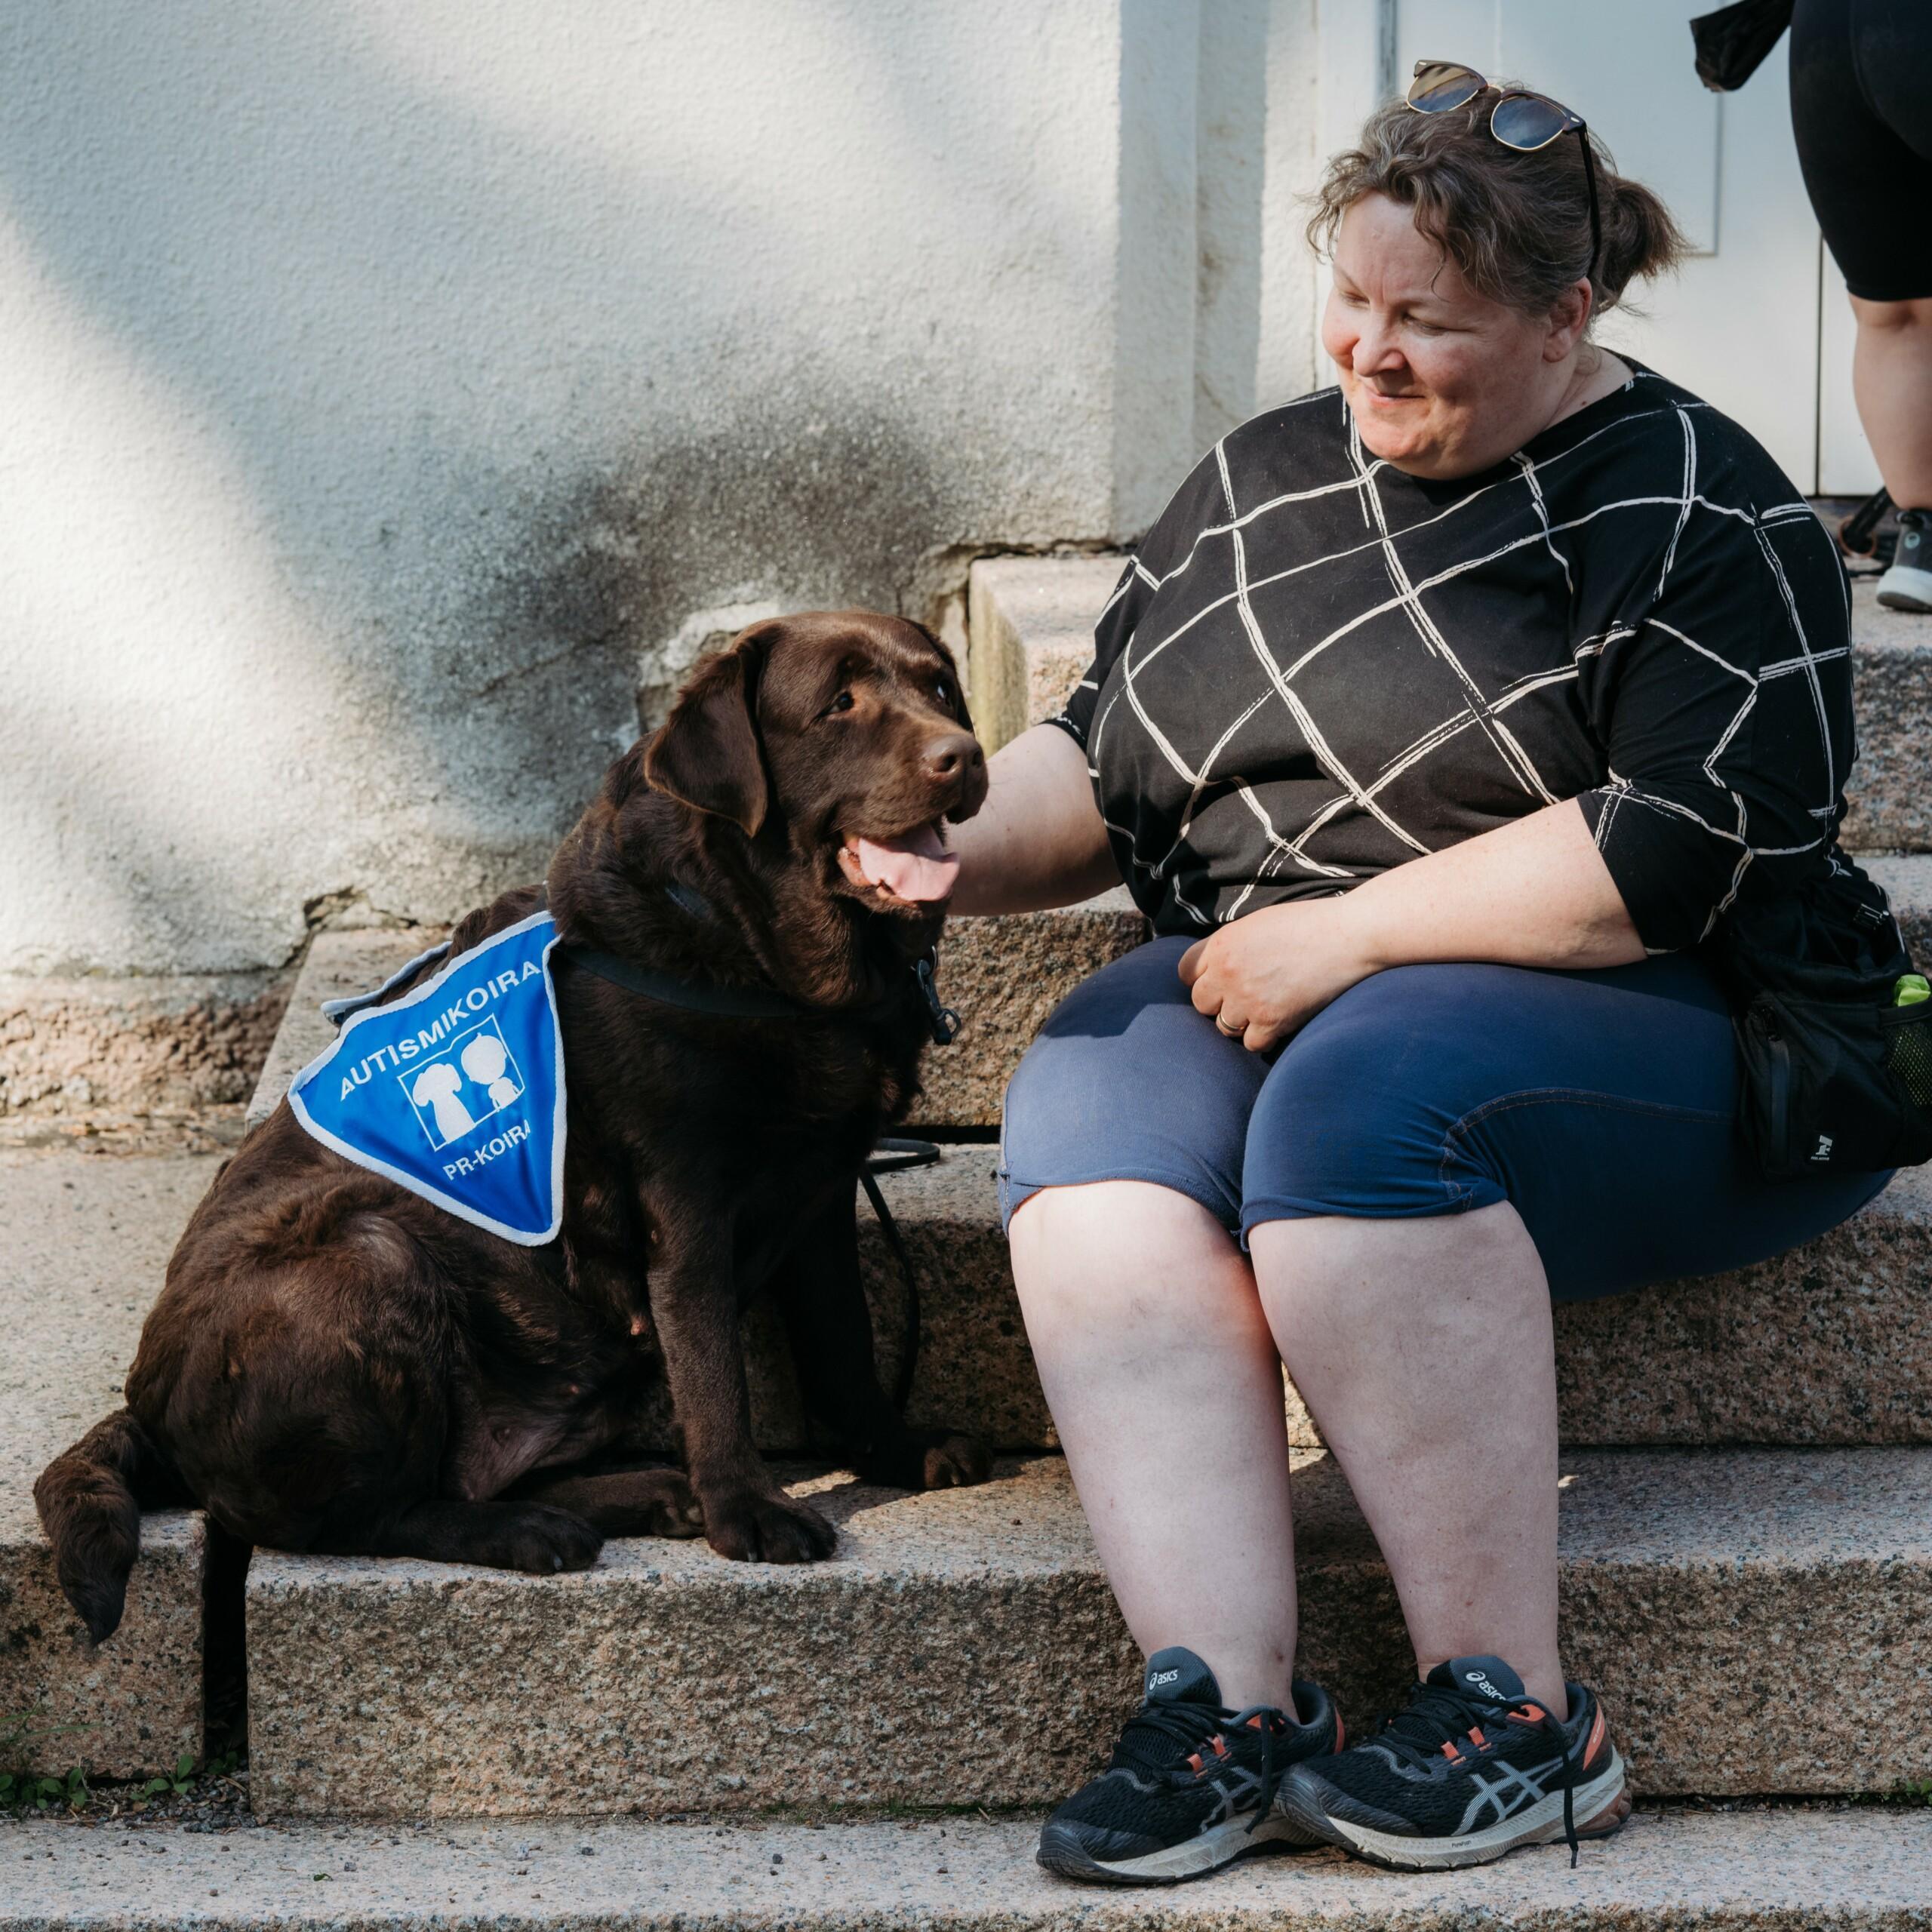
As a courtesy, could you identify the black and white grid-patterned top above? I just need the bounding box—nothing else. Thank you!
[1054,365,1857,952]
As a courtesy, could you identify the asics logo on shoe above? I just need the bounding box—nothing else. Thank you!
[1201,1768,1263,1829]
[1462,1669,1509,1700]
[1146,1669,1181,1690]
[1454,1755,1564,1834]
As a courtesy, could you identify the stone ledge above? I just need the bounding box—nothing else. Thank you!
[0,1155,217,1777]
[243,929,448,1134]
[856,1150,1932,1451]
[966,552,1127,752]
[1846,589,1932,851]
[242,1447,1932,1816]
[8,1806,1932,1927]
[244,945,1932,1453]
[1,972,288,1119]
[924,888,1146,1125]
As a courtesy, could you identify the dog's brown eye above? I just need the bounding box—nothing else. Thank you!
[935,680,950,706]
[827,691,854,715]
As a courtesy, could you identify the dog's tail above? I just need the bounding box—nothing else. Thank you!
[33,1408,183,1644]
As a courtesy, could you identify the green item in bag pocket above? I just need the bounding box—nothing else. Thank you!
[1718,875,1932,1178]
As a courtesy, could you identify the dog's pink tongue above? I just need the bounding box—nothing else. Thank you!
[854,825,958,902]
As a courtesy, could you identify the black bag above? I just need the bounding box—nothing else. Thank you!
[1689,0,1793,92]
[1718,869,1932,1179]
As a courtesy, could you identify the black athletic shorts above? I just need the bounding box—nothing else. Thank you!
[1791,0,1932,301]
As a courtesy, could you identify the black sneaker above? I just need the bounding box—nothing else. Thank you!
[1878,508,1932,612]
[1035,1646,1343,1885]
[1277,1654,1627,1872]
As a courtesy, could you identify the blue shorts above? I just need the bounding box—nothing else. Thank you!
[998,938,1889,1303]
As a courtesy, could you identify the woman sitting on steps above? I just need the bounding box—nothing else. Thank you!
[946,69,1893,1884]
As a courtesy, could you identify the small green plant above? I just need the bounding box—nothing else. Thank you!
[0,1711,94,1814]
[139,1747,242,1805]
[2,1711,242,1817]
[140,1752,202,1802]
[1853,1776,1932,1807]
[0,1765,91,1813]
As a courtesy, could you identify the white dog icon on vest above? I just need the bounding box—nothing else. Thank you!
[409,1061,477,1144]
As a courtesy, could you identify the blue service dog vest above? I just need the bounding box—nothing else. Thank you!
[287,911,566,1244]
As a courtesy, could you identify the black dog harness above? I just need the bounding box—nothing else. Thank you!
[559,880,961,1045]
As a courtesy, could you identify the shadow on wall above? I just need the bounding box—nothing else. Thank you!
[0,2,1113,974]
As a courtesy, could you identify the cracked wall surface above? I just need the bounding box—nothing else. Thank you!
[0,0,1323,980]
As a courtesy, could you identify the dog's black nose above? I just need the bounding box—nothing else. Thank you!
[924,733,983,785]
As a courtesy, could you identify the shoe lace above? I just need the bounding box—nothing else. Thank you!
[1111,1699,1294,1836]
[1373,1683,1581,1868]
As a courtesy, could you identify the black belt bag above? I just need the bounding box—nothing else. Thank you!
[1718,873,1932,1179]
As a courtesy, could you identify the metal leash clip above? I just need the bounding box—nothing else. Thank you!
[915,956,961,1046]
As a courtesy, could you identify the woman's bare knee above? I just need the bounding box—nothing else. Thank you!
[1010,1180,1237,1268]
[1010,1180,1258,1331]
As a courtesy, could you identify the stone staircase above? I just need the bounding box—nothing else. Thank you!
[4,563,1930,1922]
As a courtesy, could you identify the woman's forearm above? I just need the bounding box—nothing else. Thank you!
[946,723,1120,917]
[1179,798,1644,1051]
[1342,798,1644,973]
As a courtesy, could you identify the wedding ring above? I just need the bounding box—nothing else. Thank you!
[1215,1015,1244,1038]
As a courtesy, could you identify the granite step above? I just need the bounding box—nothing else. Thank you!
[863,1148,1932,1452]
[8,1806,1932,1928]
[242,1446,1932,1817]
[967,558,1932,853]
[0,1153,221,1779]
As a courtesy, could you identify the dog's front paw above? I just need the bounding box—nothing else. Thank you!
[852,1427,992,1491]
[919,1431,991,1491]
[701,1487,836,1564]
[496,1503,605,1574]
[612,1467,706,1539]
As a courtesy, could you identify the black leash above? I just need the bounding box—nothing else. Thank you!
[1840,485,1892,561]
[861,1138,941,1411]
[561,940,959,1043]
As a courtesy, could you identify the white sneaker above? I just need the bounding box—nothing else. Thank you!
[1877,509,1932,612]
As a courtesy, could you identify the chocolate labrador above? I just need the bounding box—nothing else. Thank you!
[37,611,992,1643]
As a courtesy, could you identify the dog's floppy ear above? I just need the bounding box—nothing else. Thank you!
[643,626,774,835]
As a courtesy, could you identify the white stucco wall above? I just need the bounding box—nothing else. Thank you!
[0,0,1322,977]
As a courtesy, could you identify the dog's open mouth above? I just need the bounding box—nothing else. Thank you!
[837,822,959,905]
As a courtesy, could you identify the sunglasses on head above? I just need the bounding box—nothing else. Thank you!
[1404,59,1600,281]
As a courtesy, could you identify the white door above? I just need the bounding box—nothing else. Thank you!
[1376,1,1878,494]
